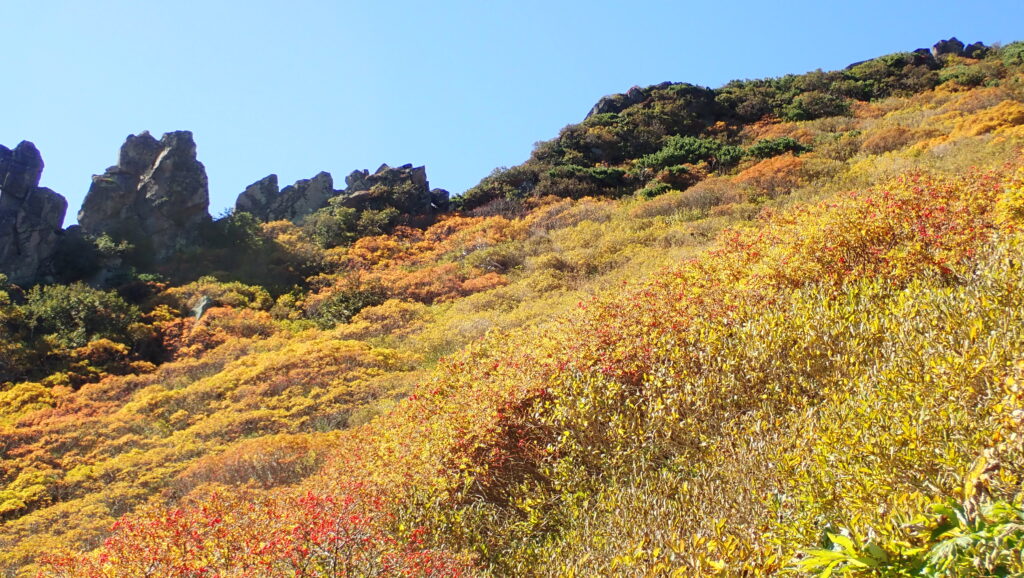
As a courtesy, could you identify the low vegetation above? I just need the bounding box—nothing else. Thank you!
[1,41,1023,576]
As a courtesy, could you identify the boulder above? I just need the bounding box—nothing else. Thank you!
[431,188,450,212]
[0,141,68,285]
[79,131,210,258]
[338,163,437,215]
[910,49,940,67]
[964,42,989,59]
[931,37,965,58]
[587,85,651,118]
[235,174,280,220]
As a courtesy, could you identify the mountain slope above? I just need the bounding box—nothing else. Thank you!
[0,39,1022,576]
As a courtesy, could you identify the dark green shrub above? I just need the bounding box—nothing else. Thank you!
[939,65,988,87]
[303,203,358,249]
[655,165,697,189]
[745,137,810,159]
[582,112,621,128]
[782,91,850,121]
[547,165,628,188]
[457,165,541,210]
[636,136,742,171]
[217,211,266,250]
[356,208,401,237]
[464,243,524,273]
[635,182,672,199]
[310,281,387,328]
[533,165,631,199]
[23,283,140,350]
[50,232,102,283]
[999,41,1024,66]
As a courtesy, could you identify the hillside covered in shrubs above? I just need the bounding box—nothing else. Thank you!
[2,38,1024,575]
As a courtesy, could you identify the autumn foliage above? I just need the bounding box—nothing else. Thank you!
[42,487,471,577]
[2,41,1024,577]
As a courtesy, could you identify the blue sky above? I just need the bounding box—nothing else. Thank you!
[3,1,1022,224]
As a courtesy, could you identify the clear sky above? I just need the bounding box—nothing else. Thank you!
[3,1,1022,225]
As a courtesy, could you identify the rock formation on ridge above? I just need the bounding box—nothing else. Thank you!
[78,131,210,258]
[236,171,335,223]
[0,141,68,285]
[339,163,450,215]
[236,163,448,223]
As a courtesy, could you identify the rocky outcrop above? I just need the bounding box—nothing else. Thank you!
[236,163,447,223]
[236,172,335,222]
[235,174,279,220]
[0,141,68,285]
[78,131,210,258]
[339,163,449,214]
[931,37,966,58]
[588,84,672,118]
[964,42,990,59]
[929,38,988,59]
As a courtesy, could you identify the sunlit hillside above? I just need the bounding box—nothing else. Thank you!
[2,41,1024,576]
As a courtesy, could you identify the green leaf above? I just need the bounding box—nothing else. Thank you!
[828,532,857,553]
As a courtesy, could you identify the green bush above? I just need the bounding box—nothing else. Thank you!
[310,281,387,329]
[782,91,850,121]
[464,243,524,274]
[799,499,1024,577]
[457,165,541,210]
[939,65,988,87]
[547,165,628,188]
[635,136,742,171]
[215,211,266,251]
[845,53,940,98]
[23,283,140,350]
[303,203,358,249]
[635,182,672,199]
[999,41,1024,66]
[356,208,401,237]
[745,137,809,159]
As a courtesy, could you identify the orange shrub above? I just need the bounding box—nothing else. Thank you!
[379,263,465,304]
[460,272,509,294]
[860,125,918,154]
[954,99,1024,136]
[733,152,805,196]
[170,433,336,495]
[347,299,430,336]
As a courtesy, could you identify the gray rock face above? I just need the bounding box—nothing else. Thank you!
[910,48,938,66]
[964,42,989,59]
[339,163,442,214]
[235,172,334,223]
[588,85,650,118]
[0,141,68,285]
[236,163,445,223]
[279,172,335,221]
[235,174,279,220]
[79,131,210,258]
[931,37,965,58]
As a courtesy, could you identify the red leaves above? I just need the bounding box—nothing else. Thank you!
[40,487,471,577]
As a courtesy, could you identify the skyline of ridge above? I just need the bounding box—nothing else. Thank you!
[2,0,1022,225]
